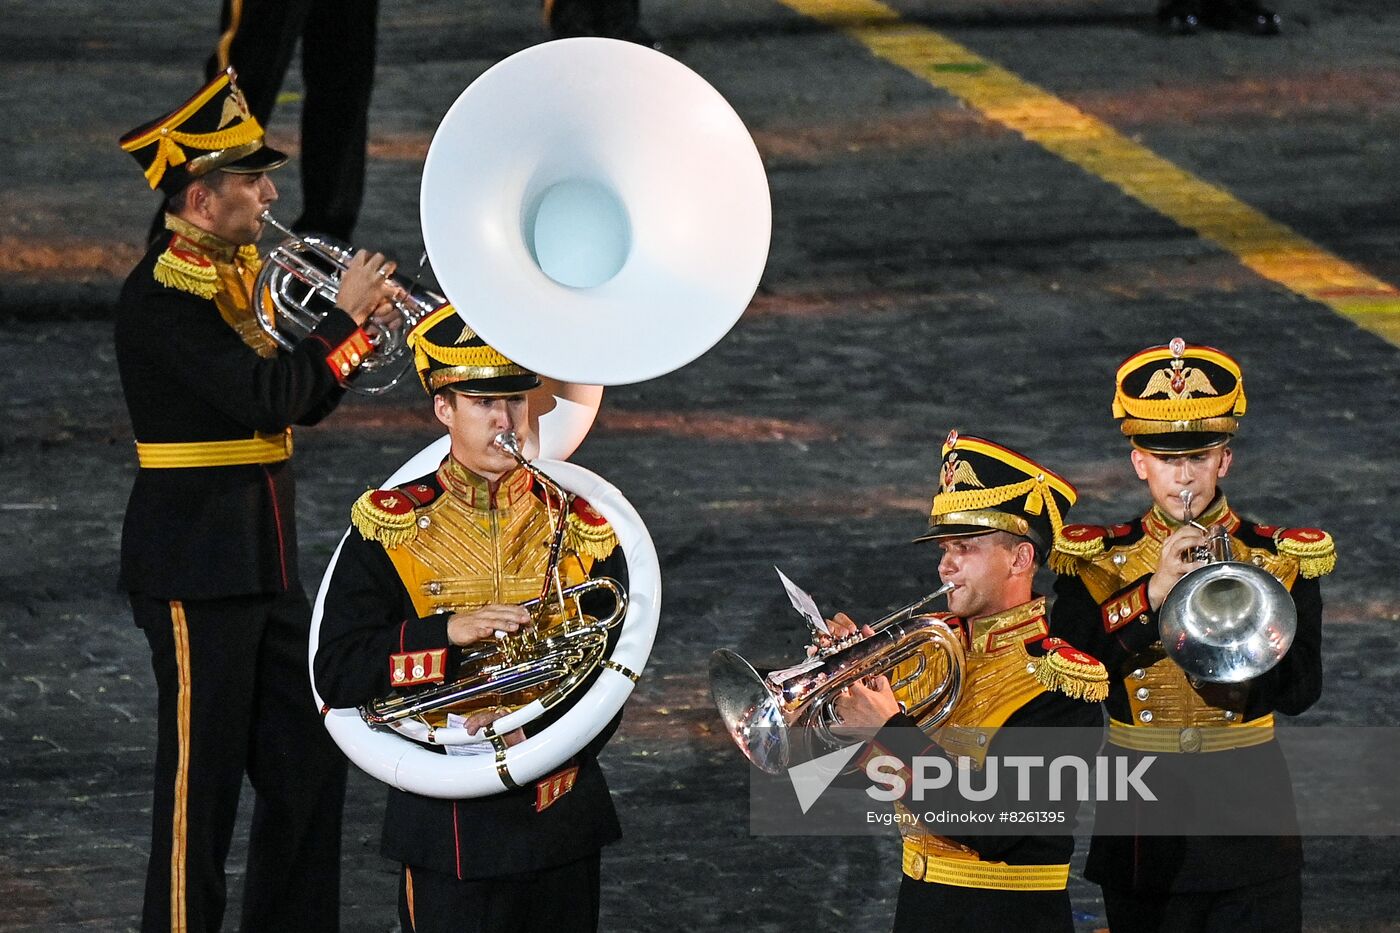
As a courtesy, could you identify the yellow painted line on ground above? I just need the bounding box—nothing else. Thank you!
[777,0,1400,346]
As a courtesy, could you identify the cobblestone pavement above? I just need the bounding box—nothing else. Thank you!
[3,0,1400,930]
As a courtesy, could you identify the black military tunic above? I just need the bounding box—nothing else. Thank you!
[314,458,626,929]
[862,598,1106,933]
[1049,493,1332,923]
[115,214,372,933]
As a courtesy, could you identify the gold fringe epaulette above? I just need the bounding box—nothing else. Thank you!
[1049,524,1108,574]
[154,244,219,298]
[1032,639,1109,703]
[565,505,619,562]
[351,488,420,549]
[1274,528,1336,579]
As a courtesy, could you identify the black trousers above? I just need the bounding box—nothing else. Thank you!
[399,856,602,933]
[1102,872,1302,933]
[207,0,379,239]
[132,590,347,933]
[892,876,1074,933]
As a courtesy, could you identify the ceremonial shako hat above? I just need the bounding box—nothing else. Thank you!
[119,68,288,193]
[915,431,1077,558]
[1114,337,1246,454]
[407,305,541,396]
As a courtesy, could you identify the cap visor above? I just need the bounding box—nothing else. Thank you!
[442,374,543,397]
[223,144,289,174]
[912,525,998,544]
[1129,432,1231,455]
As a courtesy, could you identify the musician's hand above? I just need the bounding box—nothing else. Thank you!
[463,706,526,747]
[1147,524,1210,610]
[448,604,529,646]
[336,250,400,326]
[830,675,900,741]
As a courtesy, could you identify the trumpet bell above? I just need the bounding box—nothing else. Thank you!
[709,649,792,774]
[1159,561,1298,683]
[420,37,771,385]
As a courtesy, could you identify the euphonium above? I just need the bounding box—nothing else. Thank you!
[710,583,964,774]
[1159,490,1297,683]
[252,212,445,395]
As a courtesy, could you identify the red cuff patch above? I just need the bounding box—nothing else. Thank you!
[1061,524,1106,543]
[389,648,447,687]
[325,327,373,379]
[535,765,580,812]
[1102,583,1149,633]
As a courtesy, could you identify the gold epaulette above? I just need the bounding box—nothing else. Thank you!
[1049,524,1108,574]
[1032,638,1109,703]
[351,488,421,549]
[565,498,619,562]
[1273,527,1336,579]
[154,244,219,298]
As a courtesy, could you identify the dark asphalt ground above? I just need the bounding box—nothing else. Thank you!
[3,0,1399,930]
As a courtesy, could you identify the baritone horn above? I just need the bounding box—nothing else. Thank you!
[1158,490,1297,683]
[710,583,964,775]
[252,212,444,395]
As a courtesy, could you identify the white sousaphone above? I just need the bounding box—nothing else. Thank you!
[309,37,770,798]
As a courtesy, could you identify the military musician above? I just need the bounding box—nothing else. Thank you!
[1049,339,1333,932]
[114,69,402,932]
[313,307,626,933]
[828,433,1107,933]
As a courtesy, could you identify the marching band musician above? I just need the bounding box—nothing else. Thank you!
[115,70,402,932]
[827,433,1107,933]
[313,307,627,933]
[1049,339,1334,932]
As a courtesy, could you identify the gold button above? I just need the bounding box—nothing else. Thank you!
[428,582,442,596]
[392,668,405,682]
[412,665,425,679]
[350,351,361,365]
[1179,727,1203,753]
[1223,710,1237,722]
[1131,669,1146,680]
[339,362,351,376]
[1139,710,1154,723]
[1135,687,1150,700]
[910,854,926,880]
[417,516,431,529]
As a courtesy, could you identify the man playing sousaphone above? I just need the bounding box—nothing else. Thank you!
[827,433,1106,933]
[314,306,626,932]
[1049,339,1333,932]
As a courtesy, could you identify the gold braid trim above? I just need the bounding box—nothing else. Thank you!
[154,248,219,298]
[1276,530,1336,579]
[134,122,265,189]
[1114,389,1244,423]
[1034,651,1109,703]
[1046,549,1083,576]
[565,513,619,561]
[930,476,1068,542]
[237,243,262,275]
[350,490,419,549]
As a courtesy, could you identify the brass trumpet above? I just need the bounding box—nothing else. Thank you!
[252,212,445,395]
[710,582,964,774]
[1158,490,1297,683]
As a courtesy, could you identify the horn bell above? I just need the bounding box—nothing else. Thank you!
[420,37,772,386]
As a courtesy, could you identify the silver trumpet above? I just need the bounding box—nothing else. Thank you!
[252,212,446,395]
[710,582,964,774]
[1158,490,1297,683]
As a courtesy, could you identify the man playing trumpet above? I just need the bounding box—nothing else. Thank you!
[314,307,626,933]
[1049,339,1333,932]
[828,433,1106,933]
[115,68,403,932]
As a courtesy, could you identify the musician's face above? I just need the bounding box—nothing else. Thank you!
[193,170,277,245]
[936,532,1034,621]
[1130,446,1233,522]
[435,391,530,482]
